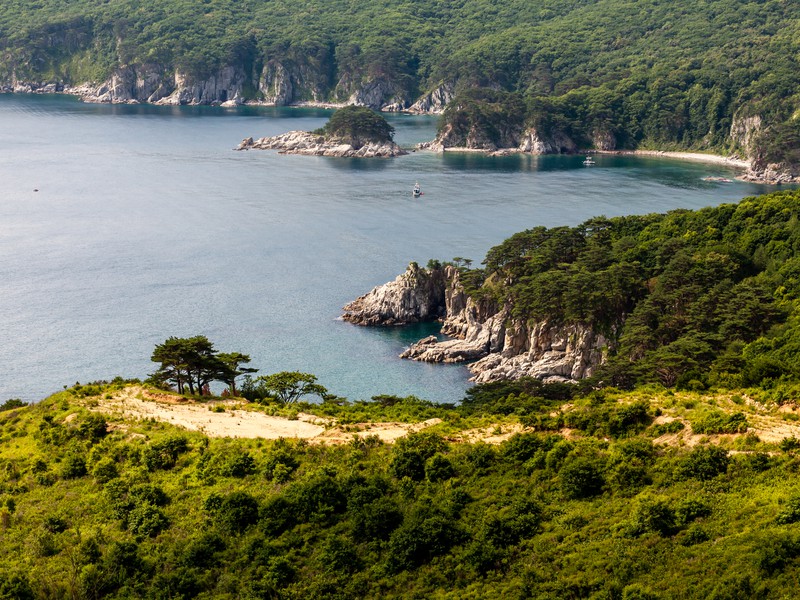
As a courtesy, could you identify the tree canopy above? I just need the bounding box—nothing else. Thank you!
[149,336,255,396]
[316,106,395,146]
[458,189,800,390]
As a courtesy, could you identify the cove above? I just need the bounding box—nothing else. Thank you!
[0,94,780,403]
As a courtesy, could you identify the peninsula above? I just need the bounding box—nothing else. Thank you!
[344,189,800,389]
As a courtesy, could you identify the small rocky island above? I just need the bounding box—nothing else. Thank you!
[237,105,407,157]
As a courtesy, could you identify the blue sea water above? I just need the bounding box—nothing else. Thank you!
[0,94,779,403]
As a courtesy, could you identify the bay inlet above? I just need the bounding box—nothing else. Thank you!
[0,94,779,403]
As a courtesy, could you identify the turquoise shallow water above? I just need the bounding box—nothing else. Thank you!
[0,94,781,403]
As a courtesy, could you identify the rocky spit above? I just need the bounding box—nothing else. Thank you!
[236,131,407,158]
[342,264,610,383]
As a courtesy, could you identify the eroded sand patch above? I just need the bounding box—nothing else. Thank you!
[89,387,443,443]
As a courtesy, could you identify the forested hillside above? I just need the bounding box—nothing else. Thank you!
[2,0,799,170]
[5,378,800,599]
[443,189,800,389]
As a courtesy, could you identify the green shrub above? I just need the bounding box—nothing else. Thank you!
[648,420,685,436]
[61,454,87,479]
[677,446,729,480]
[756,532,800,575]
[776,494,800,525]
[264,443,300,482]
[0,572,34,599]
[142,436,189,471]
[92,457,118,483]
[181,532,226,568]
[675,497,712,526]
[481,499,542,546]
[214,491,260,534]
[390,433,446,481]
[42,515,68,533]
[690,410,748,434]
[318,535,360,574]
[351,499,403,541]
[0,399,27,412]
[425,453,455,483]
[128,502,168,538]
[387,508,464,572]
[560,457,605,499]
[628,495,676,537]
[76,413,108,443]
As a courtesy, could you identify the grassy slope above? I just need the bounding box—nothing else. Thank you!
[3,382,800,598]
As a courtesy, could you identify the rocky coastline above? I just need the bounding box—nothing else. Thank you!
[416,112,800,184]
[342,263,448,325]
[5,78,797,182]
[342,264,610,384]
[0,72,455,114]
[236,131,407,158]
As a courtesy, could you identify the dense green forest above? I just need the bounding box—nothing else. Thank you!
[5,376,800,599]
[453,189,800,392]
[2,0,799,167]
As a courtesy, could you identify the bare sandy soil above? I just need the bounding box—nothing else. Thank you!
[90,387,444,444]
[89,387,800,448]
[650,398,800,447]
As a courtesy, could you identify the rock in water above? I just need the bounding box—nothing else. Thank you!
[237,131,407,158]
[342,264,448,326]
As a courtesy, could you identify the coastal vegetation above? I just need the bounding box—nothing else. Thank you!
[5,189,800,596]
[4,376,800,598]
[2,0,800,168]
[448,188,800,392]
[313,106,395,146]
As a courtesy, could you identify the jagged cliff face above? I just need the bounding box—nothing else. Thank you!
[78,65,248,105]
[258,60,331,106]
[733,113,800,184]
[516,127,577,154]
[345,266,611,383]
[4,54,434,110]
[341,264,448,326]
[730,113,762,157]
[408,82,457,114]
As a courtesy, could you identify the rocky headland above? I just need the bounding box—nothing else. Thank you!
[342,263,448,325]
[236,131,407,157]
[342,264,609,383]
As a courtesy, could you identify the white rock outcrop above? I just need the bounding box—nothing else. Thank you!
[344,266,611,383]
[236,131,408,157]
[408,82,457,114]
[342,264,449,325]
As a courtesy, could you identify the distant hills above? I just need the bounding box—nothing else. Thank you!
[1,0,799,170]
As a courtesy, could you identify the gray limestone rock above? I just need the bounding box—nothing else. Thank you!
[342,264,448,326]
[241,130,408,157]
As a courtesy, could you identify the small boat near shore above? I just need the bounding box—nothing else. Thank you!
[582,157,596,166]
[412,182,422,197]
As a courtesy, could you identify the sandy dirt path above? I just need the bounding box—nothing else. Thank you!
[91,387,443,444]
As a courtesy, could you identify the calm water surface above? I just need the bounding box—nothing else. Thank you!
[0,94,779,402]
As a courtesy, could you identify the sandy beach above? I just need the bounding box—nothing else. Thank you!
[593,149,750,169]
